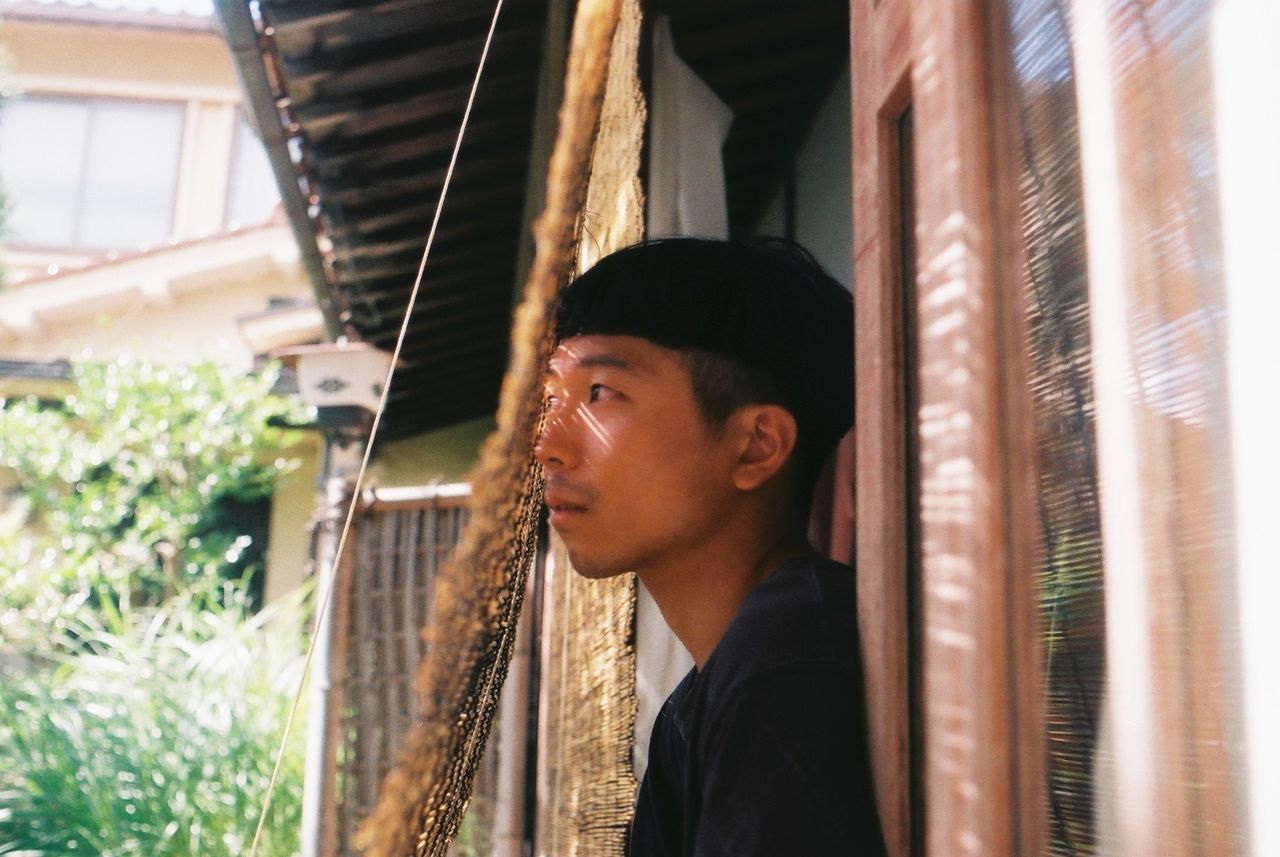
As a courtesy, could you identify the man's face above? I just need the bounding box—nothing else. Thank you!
[535,334,741,579]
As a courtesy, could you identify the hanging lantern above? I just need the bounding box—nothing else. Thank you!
[273,340,396,427]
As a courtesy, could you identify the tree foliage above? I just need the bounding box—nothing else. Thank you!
[0,593,308,857]
[0,356,310,649]
[0,356,314,855]
[0,55,315,857]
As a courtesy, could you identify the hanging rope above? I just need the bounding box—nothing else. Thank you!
[244,1,508,854]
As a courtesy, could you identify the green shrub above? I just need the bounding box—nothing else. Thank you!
[0,590,309,856]
[0,355,310,651]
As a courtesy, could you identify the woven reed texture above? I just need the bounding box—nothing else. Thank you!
[537,538,639,857]
[575,0,645,272]
[1084,4,1244,854]
[533,3,645,855]
[354,1,632,854]
[335,501,475,857]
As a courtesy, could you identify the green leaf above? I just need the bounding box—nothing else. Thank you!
[0,355,313,635]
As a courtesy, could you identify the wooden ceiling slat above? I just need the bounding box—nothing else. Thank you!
[263,0,422,29]
[272,0,498,56]
[259,0,546,439]
[386,361,508,403]
[340,241,519,285]
[329,182,526,239]
[345,274,514,319]
[389,325,512,361]
[332,244,512,288]
[335,226,524,269]
[309,110,524,164]
[284,28,537,104]
[296,74,531,142]
[274,1,545,64]
[371,305,513,346]
[335,205,524,250]
[317,150,525,208]
[309,119,529,177]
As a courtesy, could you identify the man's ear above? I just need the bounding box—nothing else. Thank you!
[729,404,798,491]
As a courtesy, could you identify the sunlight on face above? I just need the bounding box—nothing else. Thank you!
[534,335,735,579]
[541,341,622,459]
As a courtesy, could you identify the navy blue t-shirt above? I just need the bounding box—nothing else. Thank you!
[628,556,886,857]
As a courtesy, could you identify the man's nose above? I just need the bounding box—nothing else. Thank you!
[534,402,579,470]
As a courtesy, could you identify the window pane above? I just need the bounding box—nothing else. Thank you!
[0,97,90,247]
[78,100,184,250]
[226,117,280,229]
[1073,1,1245,853]
[1000,1,1247,854]
[1000,2,1106,853]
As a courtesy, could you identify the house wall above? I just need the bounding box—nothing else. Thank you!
[367,417,497,488]
[0,15,268,280]
[0,17,239,99]
[265,432,321,605]
[754,69,854,291]
[0,10,320,606]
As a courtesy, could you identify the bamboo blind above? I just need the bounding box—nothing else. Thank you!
[335,493,480,857]
[1069,1,1246,854]
[991,0,1250,853]
[997,3,1108,853]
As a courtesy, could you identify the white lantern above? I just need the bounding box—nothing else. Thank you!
[273,341,395,414]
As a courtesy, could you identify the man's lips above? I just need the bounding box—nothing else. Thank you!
[544,486,590,522]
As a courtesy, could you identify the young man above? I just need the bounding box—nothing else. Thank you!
[536,238,885,856]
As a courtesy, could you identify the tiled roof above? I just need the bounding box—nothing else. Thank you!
[0,0,214,22]
[0,357,72,381]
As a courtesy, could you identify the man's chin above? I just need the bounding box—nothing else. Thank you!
[561,547,630,580]
[571,564,630,580]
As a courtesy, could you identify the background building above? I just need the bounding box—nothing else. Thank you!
[0,0,323,602]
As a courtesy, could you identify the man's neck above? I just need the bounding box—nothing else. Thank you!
[637,519,814,670]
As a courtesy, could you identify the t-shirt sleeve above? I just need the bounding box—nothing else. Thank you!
[692,666,886,857]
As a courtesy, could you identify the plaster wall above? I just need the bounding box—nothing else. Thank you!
[0,18,239,102]
[265,432,321,605]
[755,69,854,291]
[368,417,497,489]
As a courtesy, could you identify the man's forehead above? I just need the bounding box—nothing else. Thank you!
[547,335,665,375]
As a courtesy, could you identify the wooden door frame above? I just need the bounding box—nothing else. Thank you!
[849,2,913,853]
[849,2,1044,855]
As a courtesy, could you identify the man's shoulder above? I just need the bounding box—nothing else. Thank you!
[699,555,860,699]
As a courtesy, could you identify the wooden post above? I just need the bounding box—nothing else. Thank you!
[300,473,356,857]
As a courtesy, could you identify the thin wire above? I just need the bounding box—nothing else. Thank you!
[246,0,507,852]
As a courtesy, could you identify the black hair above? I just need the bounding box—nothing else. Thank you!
[554,237,854,508]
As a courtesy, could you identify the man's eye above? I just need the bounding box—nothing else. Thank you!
[588,384,610,403]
